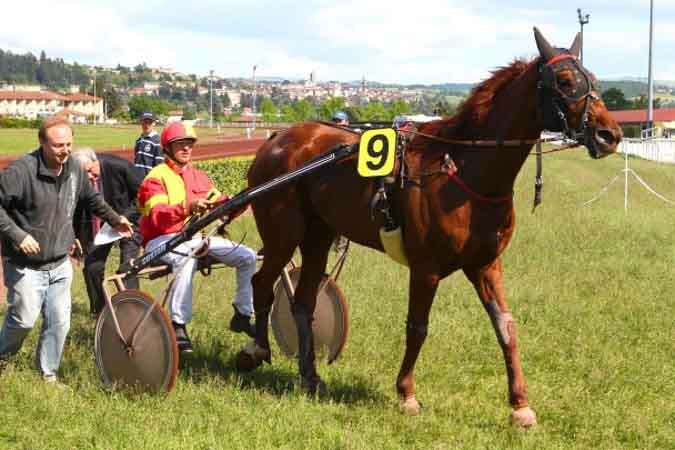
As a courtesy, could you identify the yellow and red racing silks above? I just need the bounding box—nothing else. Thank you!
[137,160,222,244]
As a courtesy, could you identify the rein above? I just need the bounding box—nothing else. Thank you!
[402,128,581,155]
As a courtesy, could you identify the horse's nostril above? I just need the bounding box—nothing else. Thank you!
[596,129,616,146]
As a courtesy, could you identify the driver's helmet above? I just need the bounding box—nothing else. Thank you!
[160,122,198,149]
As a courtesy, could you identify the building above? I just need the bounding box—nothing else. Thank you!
[0,90,103,122]
[610,108,675,138]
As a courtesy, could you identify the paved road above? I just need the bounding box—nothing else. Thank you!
[0,137,266,169]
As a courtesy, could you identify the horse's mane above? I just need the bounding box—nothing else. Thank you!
[412,58,536,150]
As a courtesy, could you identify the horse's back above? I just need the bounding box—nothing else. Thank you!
[247,122,359,188]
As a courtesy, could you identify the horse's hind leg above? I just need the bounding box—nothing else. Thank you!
[237,204,304,371]
[294,218,335,394]
[463,259,537,427]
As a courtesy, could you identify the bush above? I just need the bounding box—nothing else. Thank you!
[0,116,42,129]
[195,158,253,195]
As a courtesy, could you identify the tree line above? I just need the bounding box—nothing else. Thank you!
[601,87,666,111]
[0,49,90,89]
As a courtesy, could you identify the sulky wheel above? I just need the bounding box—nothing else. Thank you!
[94,289,179,393]
[271,267,349,364]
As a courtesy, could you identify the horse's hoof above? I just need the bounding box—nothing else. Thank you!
[235,341,270,372]
[299,376,327,396]
[399,396,422,416]
[510,406,537,428]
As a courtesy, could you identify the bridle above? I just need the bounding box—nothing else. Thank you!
[394,53,602,207]
[537,52,602,157]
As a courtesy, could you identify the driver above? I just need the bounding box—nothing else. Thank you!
[137,122,257,353]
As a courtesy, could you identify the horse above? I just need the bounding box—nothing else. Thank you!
[238,27,622,427]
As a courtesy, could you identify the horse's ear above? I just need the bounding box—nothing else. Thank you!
[569,32,582,58]
[533,27,556,61]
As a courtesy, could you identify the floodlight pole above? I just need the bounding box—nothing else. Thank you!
[252,65,257,131]
[577,8,590,65]
[647,0,654,130]
[93,68,97,123]
[209,69,214,128]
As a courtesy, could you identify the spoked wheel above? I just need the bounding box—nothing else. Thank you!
[94,289,179,393]
[271,267,349,363]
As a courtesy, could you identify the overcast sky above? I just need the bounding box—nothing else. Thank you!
[2,0,674,84]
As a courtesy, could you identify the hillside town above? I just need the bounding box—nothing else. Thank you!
[0,59,461,123]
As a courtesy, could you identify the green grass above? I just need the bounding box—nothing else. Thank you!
[1,150,675,449]
[0,125,248,156]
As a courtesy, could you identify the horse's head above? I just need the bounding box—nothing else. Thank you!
[534,27,622,159]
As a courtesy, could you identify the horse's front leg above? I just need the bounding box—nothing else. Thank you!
[464,259,537,427]
[396,270,439,415]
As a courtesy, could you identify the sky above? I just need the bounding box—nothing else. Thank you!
[2,0,675,85]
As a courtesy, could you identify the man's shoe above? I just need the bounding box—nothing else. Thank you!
[44,375,71,391]
[172,322,194,354]
[229,306,255,338]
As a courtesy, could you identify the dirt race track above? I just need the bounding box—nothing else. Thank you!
[0,137,266,169]
[0,137,266,300]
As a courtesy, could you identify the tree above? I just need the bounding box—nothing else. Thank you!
[318,96,347,121]
[127,94,170,119]
[102,87,123,117]
[260,98,278,122]
[387,99,411,120]
[221,92,231,108]
[292,99,317,122]
[601,88,631,111]
[631,94,662,110]
[361,101,387,121]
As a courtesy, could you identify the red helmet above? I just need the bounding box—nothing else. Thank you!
[160,122,198,149]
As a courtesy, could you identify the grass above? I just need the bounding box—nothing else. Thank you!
[1,150,675,449]
[0,125,252,156]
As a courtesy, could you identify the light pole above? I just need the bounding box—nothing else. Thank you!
[577,8,590,65]
[209,69,214,128]
[647,0,654,131]
[252,65,257,131]
[92,68,97,123]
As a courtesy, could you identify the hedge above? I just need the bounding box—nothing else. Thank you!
[0,117,42,129]
[194,157,253,195]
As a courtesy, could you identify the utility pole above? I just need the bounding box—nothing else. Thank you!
[577,8,590,65]
[209,70,214,128]
[92,68,97,123]
[647,0,655,131]
[252,65,257,131]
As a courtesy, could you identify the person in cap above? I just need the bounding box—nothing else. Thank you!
[332,111,349,126]
[0,116,133,384]
[137,122,257,353]
[133,112,163,175]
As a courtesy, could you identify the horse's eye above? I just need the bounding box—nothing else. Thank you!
[558,78,573,88]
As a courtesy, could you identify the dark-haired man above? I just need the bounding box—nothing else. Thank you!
[0,117,133,384]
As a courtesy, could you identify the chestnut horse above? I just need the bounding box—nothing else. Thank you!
[240,28,622,426]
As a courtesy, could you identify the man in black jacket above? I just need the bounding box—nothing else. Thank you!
[0,117,133,384]
[72,149,144,317]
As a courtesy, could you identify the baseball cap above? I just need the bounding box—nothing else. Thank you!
[139,112,156,122]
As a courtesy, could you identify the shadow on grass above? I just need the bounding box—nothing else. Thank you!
[180,336,385,405]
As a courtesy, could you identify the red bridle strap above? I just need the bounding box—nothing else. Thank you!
[447,174,513,205]
[546,53,576,66]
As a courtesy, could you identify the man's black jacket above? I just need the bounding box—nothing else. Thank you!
[73,153,143,253]
[0,149,121,269]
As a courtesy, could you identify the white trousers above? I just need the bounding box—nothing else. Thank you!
[146,234,257,325]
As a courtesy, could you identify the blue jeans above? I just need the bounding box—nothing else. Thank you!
[0,258,72,379]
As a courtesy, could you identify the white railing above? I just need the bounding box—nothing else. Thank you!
[618,138,675,164]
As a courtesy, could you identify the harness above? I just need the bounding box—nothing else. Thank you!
[374,52,601,214]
